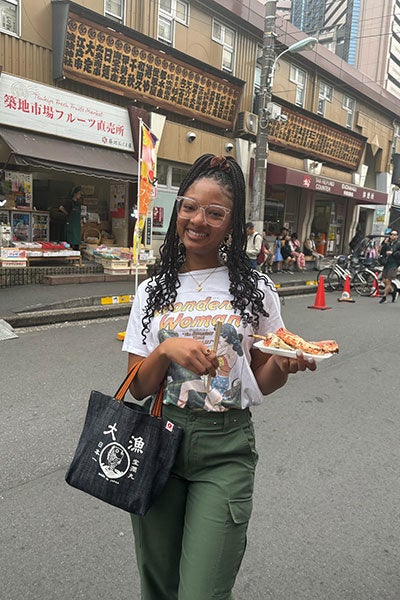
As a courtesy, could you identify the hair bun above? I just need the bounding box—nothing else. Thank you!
[209,155,231,172]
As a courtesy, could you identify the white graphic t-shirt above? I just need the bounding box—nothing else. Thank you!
[122,266,284,411]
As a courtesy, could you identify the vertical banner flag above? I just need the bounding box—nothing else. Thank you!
[134,121,158,264]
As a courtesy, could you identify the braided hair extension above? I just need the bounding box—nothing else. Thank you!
[140,154,270,342]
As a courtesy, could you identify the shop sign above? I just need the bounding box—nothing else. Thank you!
[268,164,387,205]
[268,105,365,170]
[55,12,242,129]
[0,73,134,151]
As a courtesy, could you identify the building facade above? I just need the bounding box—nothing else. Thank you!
[289,0,400,99]
[0,0,399,257]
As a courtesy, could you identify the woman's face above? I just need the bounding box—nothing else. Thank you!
[176,177,233,259]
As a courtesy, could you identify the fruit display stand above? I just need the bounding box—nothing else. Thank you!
[0,247,27,268]
[91,245,133,275]
[13,242,82,266]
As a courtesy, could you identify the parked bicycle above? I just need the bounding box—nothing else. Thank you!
[317,254,379,296]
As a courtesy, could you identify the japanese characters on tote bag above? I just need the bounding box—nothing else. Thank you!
[65,360,183,516]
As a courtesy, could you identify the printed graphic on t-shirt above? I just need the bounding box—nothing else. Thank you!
[158,322,243,411]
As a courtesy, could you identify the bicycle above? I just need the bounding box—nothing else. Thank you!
[317,254,379,296]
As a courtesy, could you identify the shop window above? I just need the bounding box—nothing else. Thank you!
[153,160,190,235]
[0,0,20,36]
[343,95,355,129]
[158,0,189,45]
[104,0,125,24]
[264,198,285,236]
[212,19,236,73]
[317,81,333,116]
[289,65,306,107]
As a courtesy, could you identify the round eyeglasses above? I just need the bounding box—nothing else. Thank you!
[176,196,231,227]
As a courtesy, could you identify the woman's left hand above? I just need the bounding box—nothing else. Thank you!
[272,350,317,374]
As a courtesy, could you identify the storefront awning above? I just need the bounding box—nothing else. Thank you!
[0,127,138,182]
[267,164,388,205]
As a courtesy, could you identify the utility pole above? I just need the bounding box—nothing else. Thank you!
[250,0,277,233]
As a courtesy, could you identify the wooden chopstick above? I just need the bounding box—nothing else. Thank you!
[206,320,222,392]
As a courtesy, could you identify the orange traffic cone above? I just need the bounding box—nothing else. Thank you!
[338,275,355,303]
[308,276,331,310]
[372,273,380,297]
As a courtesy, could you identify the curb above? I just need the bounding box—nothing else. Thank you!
[3,283,318,329]
[3,303,132,328]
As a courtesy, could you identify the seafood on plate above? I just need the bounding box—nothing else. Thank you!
[252,328,339,355]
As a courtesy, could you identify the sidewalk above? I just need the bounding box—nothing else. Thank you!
[1,269,318,328]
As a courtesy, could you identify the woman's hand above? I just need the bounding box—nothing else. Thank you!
[160,337,219,377]
[272,350,317,375]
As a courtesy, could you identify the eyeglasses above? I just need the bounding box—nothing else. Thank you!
[176,196,231,227]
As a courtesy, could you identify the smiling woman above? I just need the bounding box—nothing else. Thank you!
[121,153,317,600]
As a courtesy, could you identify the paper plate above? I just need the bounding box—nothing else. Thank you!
[253,341,333,362]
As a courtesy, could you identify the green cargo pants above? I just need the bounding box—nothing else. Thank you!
[131,405,258,600]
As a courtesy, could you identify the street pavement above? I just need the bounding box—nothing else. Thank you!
[0,269,319,328]
[1,294,399,599]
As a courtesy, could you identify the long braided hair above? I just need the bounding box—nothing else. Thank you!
[140,154,269,341]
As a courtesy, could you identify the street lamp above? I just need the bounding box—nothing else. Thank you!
[250,26,317,231]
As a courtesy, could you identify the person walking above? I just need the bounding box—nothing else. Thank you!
[378,230,400,303]
[122,154,317,600]
[245,221,262,269]
[59,185,83,249]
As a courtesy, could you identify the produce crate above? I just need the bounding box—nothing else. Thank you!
[100,258,130,269]
[0,259,27,268]
[103,268,131,275]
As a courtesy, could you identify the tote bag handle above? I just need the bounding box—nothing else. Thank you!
[114,360,164,418]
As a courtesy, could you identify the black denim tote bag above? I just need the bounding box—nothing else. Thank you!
[65,360,183,516]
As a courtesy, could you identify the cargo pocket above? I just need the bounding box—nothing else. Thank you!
[228,496,253,525]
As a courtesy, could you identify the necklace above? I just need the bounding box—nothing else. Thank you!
[184,265,220,292]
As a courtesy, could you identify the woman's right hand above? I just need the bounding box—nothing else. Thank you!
[160,337,219,377]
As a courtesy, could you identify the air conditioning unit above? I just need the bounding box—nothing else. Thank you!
[304,159,322,175]
[237,111,258,136]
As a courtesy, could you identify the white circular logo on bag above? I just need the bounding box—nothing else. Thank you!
[99,443,130,479]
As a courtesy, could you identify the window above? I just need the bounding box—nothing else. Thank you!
[317,81,333,115]
[289,65,306,107]
[158,0,189,44]
[153,160,190,235]
[0,0,19,36]
[212,19,236,72]
[104,0,125,23]
[343,95,355,129]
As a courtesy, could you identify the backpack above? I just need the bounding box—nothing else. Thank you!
[254,234,267,265]
[281,241,292,260]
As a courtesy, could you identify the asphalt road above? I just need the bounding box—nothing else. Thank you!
[1,294,399,600]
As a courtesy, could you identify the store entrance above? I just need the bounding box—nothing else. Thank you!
[312,198,346,256]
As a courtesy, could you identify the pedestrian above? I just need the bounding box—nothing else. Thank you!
[122,153,317,600]
[378,230,400,303]
[59,185,83,250]
[349,227,363,253]
[289,232,306,271]
[281,234,296,272]
[245,221,262,269]
[273,230,284,273]
[303,232,323,270]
